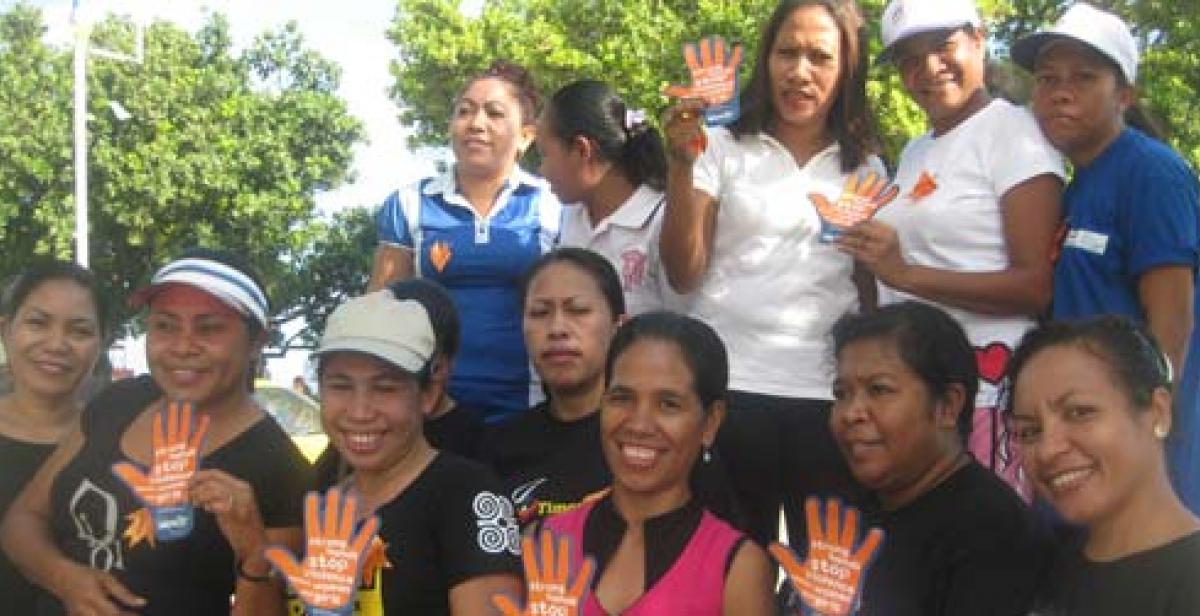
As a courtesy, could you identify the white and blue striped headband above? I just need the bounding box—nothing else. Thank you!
[132,257,270,328]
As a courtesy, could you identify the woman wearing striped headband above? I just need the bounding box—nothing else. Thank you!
[2,248,312,616]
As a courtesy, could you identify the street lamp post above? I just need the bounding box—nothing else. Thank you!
[72,2,144,268]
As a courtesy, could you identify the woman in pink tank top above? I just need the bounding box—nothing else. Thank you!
[543,312,774,615]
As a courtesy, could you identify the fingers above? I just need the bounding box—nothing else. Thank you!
[873,184,901,210]
[839,504,859,548]
[569,555,596,599]
[768,542,804,575]
[825,497,840,543]
[683,42,701,72]
[151,409,164,452]
[540,529,556,582]
[349,515,380,555]
[188,413,210,452]
[490,593,522,616]
[303,492,320,538]
[263,546,304,581]
[809,193,834,217]
[324,487,342,537]
[662,83,694,99]
[854,528,885,564]
[699,37,713,67]
[99,573,146,610]
[804,496,823,545]
[553,532,570,585]
[166,400,180,444]
[520,534,539,589]
[111,462,150,496]
[728,43,744,70]
[713,37,726,65]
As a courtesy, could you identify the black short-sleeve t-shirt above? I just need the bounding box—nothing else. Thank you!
[365,452,521,615]
[40,376,313,616]
[856,460,1045,616]
[1035,530,1200,615]
[0,433,56,613]
[480,403,610,527]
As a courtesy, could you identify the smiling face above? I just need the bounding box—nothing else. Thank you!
[523,261,618,399]
[145,285,261,409]
[1030,39,1132,165]
[1009,344,1167,527]
[831,336,962,505]
[894,27,987,131]
[319,351,436,477]
[1,278,101,401]
[450,76,534,179]
[767,4,844,135]
[601,338,723,501]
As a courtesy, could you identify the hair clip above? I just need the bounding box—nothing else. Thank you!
[624,108,647,132]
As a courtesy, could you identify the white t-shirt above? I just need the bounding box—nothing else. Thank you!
[686,127,885,399]
[875,99,1065,406]
[560,185,676,316]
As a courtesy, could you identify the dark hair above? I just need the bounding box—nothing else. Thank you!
[1005,316,1171,415]
[386,278,460,359]
[831,302,978,442]
[2,259,108,335]
[731,0,879,172]
[462,60,542,125]
[545,80,668,190]
[520,247,626,320]
[605,311,728,410]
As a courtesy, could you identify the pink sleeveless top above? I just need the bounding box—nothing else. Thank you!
[544,500,742,616]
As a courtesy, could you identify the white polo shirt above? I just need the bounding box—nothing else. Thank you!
[686,127,885,399]
[876,99,1065,406]
[560,185,675,316]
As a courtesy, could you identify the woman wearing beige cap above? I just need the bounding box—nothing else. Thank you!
[840,0,1065,499]
[313,287,522,615]
[1013,2,1200,518]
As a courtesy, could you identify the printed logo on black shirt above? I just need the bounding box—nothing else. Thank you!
[473,491,521,555]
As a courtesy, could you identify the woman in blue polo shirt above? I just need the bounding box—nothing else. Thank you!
[368,60,562,423]
[1013,4,1200,512]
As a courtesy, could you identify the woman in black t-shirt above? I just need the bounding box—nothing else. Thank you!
[483,248,625,527]
[811,302,1043,616]
[0,260,106,614]
[314,287,522,615]
[1007,317,1200,615]
[1,249,312,616]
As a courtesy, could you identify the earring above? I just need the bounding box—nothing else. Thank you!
[1154,424,1169,439]
[702,447,712,464]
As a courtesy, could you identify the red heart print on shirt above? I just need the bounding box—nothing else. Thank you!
[975,342,1012,386]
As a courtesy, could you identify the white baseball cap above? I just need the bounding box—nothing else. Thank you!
[317,291,436,375]
[879,0,982,64]
[1011,4,1138,84]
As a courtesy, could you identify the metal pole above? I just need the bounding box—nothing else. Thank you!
[73,23,89,268]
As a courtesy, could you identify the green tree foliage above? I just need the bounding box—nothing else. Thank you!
[0,4,364,337]
[388,0,1198,168]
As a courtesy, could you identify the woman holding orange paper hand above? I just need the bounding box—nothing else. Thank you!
[313,286,522,615]
[660,0,882,548]
[543,312,775,615]
[2,249,312,616]
[815,302,1043,615]
[840,0,1064,499]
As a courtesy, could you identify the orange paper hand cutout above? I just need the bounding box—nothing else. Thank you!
[113,400,209,508]
[663,36,744,105]
[910,171,938,199]
[492,530,596,616]
[265,488,381,616]
[770,497,884,616]
[810,171,900,242]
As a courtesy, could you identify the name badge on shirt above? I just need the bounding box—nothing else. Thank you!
[1064,229,1110,255]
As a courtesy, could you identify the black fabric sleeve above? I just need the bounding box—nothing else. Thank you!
[436,458,522,587]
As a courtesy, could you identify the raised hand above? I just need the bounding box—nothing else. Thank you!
[264,488,380,616]
[770,497,884,616]
[810,171,900,242]
[112,400,209,541]
[663,35,744,127]
[492,530,595,616]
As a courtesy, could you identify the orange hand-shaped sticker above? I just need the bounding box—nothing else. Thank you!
[492,530,596,616]
[810,171,900,243]
[112,400,209,541]
[770,497,884,616]
[265,488,381,616]
[663,36,744,127]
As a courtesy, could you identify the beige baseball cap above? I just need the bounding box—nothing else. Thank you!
[317,290,436,374]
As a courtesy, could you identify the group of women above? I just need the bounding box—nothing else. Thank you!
[0,0,1197,614]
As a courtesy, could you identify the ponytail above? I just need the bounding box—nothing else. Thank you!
[546,79,668,190]
[1125,101,1165,141]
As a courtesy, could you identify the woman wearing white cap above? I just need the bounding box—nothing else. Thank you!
[314,288,522,614]
[840,0,1065,499]
[1,248,313,615]
[1013,3,1200,516]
